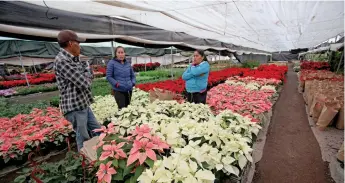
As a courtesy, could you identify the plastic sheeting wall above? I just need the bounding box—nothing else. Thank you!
[131,54,189,66]
[236,54,269,64]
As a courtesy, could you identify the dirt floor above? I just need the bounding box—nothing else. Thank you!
[253,64,334,183]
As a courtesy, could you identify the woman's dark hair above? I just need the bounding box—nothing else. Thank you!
[114,46,125,59]
[195,50,208,61]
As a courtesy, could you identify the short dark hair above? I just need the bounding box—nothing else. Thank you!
[59,41,69,48]
[114,46,125,59]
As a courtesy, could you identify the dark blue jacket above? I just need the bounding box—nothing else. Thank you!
[106,59,136,92]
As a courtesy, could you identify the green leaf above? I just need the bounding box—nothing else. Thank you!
[123,163,135,178]
[67,175,76,181]
[4,157,10,163]
[112,159,118,167]
[58,135,64,142]
[118,159,126,169]
[132,165,145,182]
[42,175,64,182]
[96,147,103,157]
[65,164,80,171]
[13,175,27,183]
[113,169,123,180]
[145,159,154,168]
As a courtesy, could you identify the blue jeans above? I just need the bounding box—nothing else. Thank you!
[64,107,101,151]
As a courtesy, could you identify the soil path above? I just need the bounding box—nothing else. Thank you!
[8,90,59,104]
[253,64,333,183]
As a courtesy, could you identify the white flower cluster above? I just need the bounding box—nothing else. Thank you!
[226,78,277,93]
[109,99,262,182]
[91,88,149,123]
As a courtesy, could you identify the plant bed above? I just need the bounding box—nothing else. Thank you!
[0,107,73,167]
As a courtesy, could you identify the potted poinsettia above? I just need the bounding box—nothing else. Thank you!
[93,124,170,183]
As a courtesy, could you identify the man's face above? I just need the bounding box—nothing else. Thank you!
[68,40,81,56]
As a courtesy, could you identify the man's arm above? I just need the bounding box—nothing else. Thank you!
[55,59,92,89]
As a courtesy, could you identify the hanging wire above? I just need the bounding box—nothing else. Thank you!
[43,0,58,20]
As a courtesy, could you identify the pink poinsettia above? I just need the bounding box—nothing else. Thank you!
[96,161,117,183]
[127,139,157,166]
[207,83,274,122]
[94,123,117,134]
[150,136,169,152]
[0,107,73,160]
[99,141,127,161]
[130,124,152,140]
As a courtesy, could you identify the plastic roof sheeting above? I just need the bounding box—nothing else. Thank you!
[23,0,344,52]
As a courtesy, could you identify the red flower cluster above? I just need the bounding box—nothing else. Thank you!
[137,79,186,93]
[0,74,56,89]
[137,66,288,93]
[258,64,288,74]
[133,62,160,72]
[0,107,72,161]
[207,68,249,87]
[300,61,330,70]
[92,65,107,75]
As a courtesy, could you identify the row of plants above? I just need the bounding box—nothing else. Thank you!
[137,65,287,94]
[297,63,344,130]
[133,62,161,72]
[241,60,260,69]
[0,76,180,118]
[89,79,282,182]
[207,77,280,122]
[0,74,56,89]
[0,107,72,164]
[300,60,330,70]
[11,65,287,182]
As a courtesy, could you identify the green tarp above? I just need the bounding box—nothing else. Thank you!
[0,40,179,59]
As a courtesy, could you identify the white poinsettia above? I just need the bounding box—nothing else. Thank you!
[139,154,215,183]
[98,91,267,179]
[245,82,260,90]
[261,85,277,92]
[225,80,246,87]
[91,88,149,123]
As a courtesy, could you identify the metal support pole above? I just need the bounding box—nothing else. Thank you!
[144,58,147,71]
[170,46,174,79]
[111,41,115,58]
[32,59,37,74]
[336,51,344,73]
[14,41,30,86]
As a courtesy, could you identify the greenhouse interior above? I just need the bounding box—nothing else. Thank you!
[0,1,344,183]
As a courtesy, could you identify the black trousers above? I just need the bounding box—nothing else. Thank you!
[114,91,132,110]
[186,91,207,104]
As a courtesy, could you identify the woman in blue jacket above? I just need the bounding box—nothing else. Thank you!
[182,50,210,104]
[106,46,136,109]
